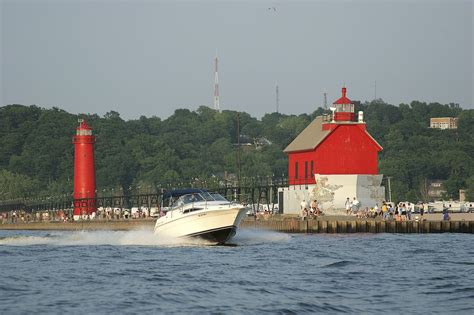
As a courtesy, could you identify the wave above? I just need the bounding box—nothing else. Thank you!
[0,228,291,247]
[0,230,213,247]
[322,260,353,268]
[233,229,291,245]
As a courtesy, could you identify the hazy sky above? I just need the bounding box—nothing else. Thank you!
[1,0,473,120]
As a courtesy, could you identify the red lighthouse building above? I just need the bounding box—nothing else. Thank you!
[73,119,97,219]
[284,87,382,185]
[280,87,384,214]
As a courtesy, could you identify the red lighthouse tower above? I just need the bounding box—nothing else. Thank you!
[73,119,96,219]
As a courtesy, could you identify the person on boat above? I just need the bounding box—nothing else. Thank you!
[181,195,191,204]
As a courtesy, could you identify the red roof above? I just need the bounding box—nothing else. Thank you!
[77,120,92,130]
[333,87,352,105]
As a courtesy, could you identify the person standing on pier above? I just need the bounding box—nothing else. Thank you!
[311,199,318,214]
[300,200,308,220]
[381,202,388,219]
[345,197,351,215]
[351,197,360,214]
[300,199,307,212]
[443,210,450,221]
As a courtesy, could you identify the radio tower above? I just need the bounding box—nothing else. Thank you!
[323,92,328,110]
[276,84,280,113]
[374,80,377,100]
[214,55,220,112]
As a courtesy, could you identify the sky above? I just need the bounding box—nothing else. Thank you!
[1,0,473,120]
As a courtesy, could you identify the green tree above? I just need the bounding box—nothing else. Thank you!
[0,170,40,199]
[0,101,472,203]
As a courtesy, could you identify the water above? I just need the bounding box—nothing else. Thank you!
[0,229,473,314]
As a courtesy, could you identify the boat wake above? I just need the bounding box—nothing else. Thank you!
[0,228,290,247]
[233,228,291,245]
[0,230,213,247]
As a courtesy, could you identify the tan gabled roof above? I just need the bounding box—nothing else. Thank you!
[283,116,331,153]
[364,130,383,151]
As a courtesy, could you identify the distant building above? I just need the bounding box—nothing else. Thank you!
[234,135,272,151]
[430,117,458,129]
[428,180,446,199]
[254,137,272,150]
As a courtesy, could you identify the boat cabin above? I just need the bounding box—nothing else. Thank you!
[163,189,229,211]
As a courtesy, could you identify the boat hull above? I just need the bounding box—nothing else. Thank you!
[187,225,237,244]
[154,207,247,244]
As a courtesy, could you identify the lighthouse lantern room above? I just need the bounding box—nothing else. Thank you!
[332,87,355,122]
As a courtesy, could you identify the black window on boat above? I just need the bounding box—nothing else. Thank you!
[183,208,203,214]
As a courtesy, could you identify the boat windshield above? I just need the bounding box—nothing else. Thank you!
[199,191,217,201]
[210,192,228,201]
[170,191,229,208]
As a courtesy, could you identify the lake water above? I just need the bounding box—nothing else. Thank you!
[0,229,473,314]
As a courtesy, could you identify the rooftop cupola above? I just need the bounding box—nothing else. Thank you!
[76,119,93,136]
[332,87,355,122]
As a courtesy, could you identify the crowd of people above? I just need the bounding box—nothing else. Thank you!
[0,210,59,224]
[299,199,323,220]
[299,197,452,222]
[0,207,156,224]
[347,199,453,221]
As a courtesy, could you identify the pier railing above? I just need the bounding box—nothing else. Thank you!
[0,176,294,213]
[0,175,394,214]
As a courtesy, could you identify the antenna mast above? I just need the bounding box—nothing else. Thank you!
[214,55,220,112]
[374,80,377,100]
[323,92,327,110]
[276,84,279,113]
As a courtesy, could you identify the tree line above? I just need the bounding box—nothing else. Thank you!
[0,100,473,202]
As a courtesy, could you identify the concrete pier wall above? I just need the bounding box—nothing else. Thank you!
[279,174,385,215]
[0,219,155,231]
[240,218,474,234]
[1,217,473,233]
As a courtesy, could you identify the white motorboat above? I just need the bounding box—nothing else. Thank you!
[154,189,248,244]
